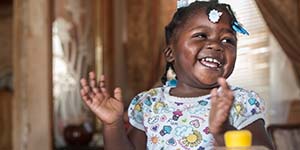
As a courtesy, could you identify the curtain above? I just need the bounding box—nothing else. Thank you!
[255,0,300,124]
[255,0,300,84]
[53,0,95,147]
[269,35,300,124]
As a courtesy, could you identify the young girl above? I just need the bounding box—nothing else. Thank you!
[80,1,273,149]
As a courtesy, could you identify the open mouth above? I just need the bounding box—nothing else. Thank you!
[199,57,223,69]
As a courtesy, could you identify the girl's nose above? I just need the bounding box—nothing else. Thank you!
[206,41,223,52]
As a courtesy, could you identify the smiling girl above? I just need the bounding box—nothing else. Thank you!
[80,1,273,149]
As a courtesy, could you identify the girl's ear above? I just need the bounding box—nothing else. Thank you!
[164,47,175,62]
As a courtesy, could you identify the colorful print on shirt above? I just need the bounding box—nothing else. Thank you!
[128,86,265,150]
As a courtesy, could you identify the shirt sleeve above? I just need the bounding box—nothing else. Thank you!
[127,92,147,131]
[230,88,266,130]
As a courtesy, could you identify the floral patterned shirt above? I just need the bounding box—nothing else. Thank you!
[128,86,265,150]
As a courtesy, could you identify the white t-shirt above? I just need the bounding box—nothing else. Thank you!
[128,86,265,150]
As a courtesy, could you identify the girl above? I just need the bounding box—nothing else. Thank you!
[80,1,273,149]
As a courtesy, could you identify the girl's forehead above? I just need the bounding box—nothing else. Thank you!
[185,8,233,29]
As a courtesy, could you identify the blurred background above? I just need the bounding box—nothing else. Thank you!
[0,0,299,150]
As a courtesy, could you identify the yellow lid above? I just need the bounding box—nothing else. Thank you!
[224,130,252,148]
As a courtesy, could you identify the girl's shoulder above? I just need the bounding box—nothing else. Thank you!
[230,86,262,98]
[230,85,265,105]
[229,86,266,129]
[128,87,167,129]
[130,86,167,105]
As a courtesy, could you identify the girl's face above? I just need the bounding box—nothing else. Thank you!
[169,8,237,89]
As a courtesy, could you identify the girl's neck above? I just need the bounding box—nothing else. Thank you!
[169,83,214,98]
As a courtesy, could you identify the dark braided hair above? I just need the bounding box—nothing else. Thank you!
[161,1,238,85]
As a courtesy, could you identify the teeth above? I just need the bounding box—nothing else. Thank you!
[203,57,221,66]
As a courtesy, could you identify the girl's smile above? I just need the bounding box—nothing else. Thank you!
[198,52,225,71]
[167,7,237,96]
[199,57,223,69]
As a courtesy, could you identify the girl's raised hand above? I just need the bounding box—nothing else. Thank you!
[80,72,124,126]
[209,78,234,135]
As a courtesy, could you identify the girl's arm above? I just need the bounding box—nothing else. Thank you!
[127,126,147,150]
[103,121,147,150]
[80,72,147,149]
[243,119,274,149]
[102,120,133,150]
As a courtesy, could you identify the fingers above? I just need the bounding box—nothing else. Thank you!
[99,75,109,98]
[210,78,233,106]
[89,72,97,88]
[82,72,110,98]
[80,88,93,106]
[114,87,123,101]
[80,79,93,106]
[210,86,231,113]
[80,78,91,97]
[218,77,230,91]
[217,77,234,103]
[81,73,103,104]
[210,88,218,104]
[80,78,88,88]
[209,78,235,134]
[81,72,122,106]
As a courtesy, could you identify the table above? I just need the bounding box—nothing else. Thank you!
[215,146,270,150]
[55,146,104,150]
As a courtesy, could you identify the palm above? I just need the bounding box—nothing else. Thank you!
[80,72,125,125]
[89,96,124,125]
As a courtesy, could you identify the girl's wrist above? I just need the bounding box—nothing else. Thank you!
[103,119,125,129]
[210,120,236,135]
[211,121,237,146]
[222,120,237,131]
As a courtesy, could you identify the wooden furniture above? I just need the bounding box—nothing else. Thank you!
[288,100,300,124]
[267,124,300,150]
[13,0,53,148]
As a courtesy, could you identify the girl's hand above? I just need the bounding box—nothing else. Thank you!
[80,72,124,126]
[209,78,234,135]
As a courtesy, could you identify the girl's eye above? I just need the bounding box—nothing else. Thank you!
[221,38,236,45]
[193,33,207,39]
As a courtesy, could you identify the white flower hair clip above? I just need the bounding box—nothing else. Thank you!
[177,0,198,9]
[208,9,223,23]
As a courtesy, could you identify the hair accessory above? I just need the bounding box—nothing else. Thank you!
[232,21,249,35]
[166,66,176,81]
[177,0,198,9]
[165,66,177,87]
[208,9,223,23]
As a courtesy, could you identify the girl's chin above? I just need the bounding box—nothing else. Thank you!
[196,71,223,83]
[197,81,219,89]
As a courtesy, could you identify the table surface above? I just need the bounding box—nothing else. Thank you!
[56,146,104,150]
[215,146,270,150]
[56,145,268,150]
